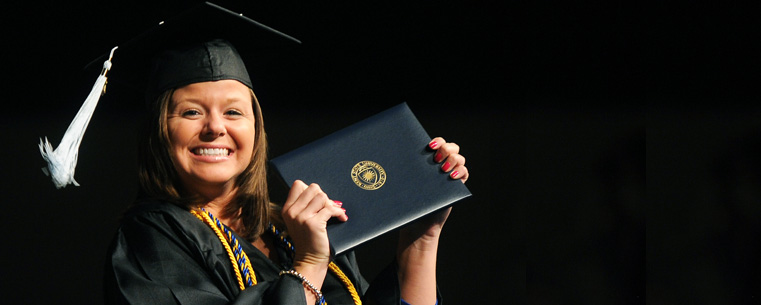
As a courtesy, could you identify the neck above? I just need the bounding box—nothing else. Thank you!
[197,186,241,231]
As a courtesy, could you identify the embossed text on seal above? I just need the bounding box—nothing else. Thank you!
[351,161,386,190]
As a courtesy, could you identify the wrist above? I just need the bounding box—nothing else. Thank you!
[280,269,326,305]
[398,231,441,254]
[294,252,332,269]
[290,261,328,305]
[292,259,329,275]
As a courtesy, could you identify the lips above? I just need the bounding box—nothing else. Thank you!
[192,147,232,156]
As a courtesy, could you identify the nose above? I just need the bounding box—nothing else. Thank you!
[201,113,226,139]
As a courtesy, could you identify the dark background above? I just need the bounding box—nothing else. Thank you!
[2,0,758,304]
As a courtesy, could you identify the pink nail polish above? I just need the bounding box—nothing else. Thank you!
[434,152,443,163]
[429,141,439,149]
[450,170,459,178]
[333,200,343,207]
[442,162,451,172]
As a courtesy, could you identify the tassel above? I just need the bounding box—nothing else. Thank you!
[39,47,118,188]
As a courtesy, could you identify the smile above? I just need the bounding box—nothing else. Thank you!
[193,148,231,156]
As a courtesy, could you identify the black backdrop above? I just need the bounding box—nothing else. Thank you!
[2,1,758,304]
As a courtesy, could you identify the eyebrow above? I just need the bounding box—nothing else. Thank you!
[171,95,251,108]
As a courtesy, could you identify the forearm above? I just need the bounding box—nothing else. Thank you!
[397,235,440,305]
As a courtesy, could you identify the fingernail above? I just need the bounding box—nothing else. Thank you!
[434,152,443,163]
[442,162,451,172]
[333,200,343,207]
[450,170,459,178]
[341,208,346,212]
[429,141,439,149]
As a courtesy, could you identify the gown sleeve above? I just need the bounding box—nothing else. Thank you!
[104,203,309,305]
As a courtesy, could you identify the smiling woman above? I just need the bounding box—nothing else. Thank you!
[85,3,471,305]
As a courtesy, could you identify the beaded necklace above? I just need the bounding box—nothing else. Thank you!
[191,208,362,305]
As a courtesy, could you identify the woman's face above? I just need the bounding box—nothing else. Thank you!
[167,80,256,192]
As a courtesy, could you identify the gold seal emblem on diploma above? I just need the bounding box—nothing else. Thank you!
[351,161,386,190]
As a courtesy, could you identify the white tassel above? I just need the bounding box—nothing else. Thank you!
[39,47,118,188]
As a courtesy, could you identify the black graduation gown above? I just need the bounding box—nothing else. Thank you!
[104,200,416,305]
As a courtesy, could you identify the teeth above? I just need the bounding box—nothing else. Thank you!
[194,148,229,156]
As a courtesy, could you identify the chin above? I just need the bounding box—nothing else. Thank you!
[184,171,240,189]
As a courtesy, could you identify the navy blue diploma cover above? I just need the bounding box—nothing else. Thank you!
[269,103,472,255]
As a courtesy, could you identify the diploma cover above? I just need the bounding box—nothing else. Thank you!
[269,103,472,254]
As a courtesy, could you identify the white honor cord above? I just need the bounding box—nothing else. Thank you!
[38,46,118,189]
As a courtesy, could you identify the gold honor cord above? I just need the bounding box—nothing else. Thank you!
[328,262,362,305]
[192,208,361,304]
[190,209,257,290]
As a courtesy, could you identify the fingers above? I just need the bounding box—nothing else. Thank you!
[450,164,469,183]
[282,180,308,212]
[428,137,469,183]
[428,137,445,151]
[297,183,330,216]
[316,199,348,222]
[282,180,348,223]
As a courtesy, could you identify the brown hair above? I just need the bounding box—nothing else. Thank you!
[137,87,277,241]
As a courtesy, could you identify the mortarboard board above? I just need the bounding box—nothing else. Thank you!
[88,1,301,103]
[40,2,300,188]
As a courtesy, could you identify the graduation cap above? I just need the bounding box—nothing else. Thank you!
[39,2,301,188]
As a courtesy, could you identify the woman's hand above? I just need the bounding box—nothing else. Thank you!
[399,137,469,245]
[430,136,469,183]
[396,137,469,305]
[281,180,347,303]
[282,180,347,265]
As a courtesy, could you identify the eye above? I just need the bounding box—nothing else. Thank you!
[181,109,201,117]
[225,109,243,116]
